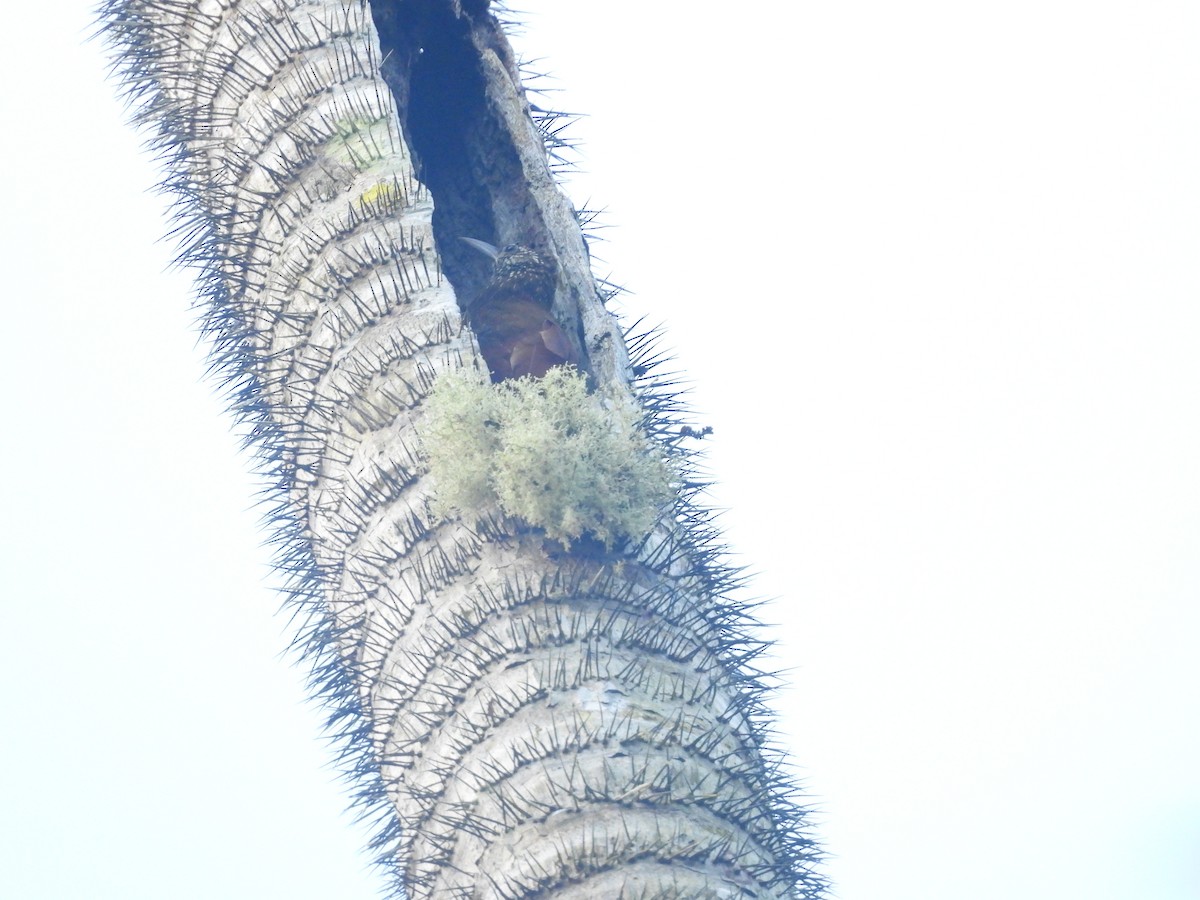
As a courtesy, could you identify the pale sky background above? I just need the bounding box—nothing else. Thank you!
[2,2,1198,898]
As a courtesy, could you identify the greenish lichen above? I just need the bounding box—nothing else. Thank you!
[419,366,673,548]
[326,113,394,170]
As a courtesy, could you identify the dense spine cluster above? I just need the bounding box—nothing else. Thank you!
[100,1,824,896]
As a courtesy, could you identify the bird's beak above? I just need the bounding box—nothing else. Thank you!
[459,237,499,260]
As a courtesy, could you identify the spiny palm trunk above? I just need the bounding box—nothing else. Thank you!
[100,0,823,896]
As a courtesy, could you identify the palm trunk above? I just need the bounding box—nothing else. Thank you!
[100,0,823,896]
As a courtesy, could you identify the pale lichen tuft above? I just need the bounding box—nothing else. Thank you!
[419,366,672,548]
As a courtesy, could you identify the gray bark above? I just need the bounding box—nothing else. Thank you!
[100,0,823,896]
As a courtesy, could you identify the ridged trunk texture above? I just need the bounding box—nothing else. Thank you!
[100,1,823,897]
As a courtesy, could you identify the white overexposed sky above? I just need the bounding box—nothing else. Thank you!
[2,2,1198,898]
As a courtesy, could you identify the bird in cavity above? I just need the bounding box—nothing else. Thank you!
[460,237,580,382]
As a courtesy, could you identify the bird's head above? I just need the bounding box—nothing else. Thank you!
[460,237,557,308]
